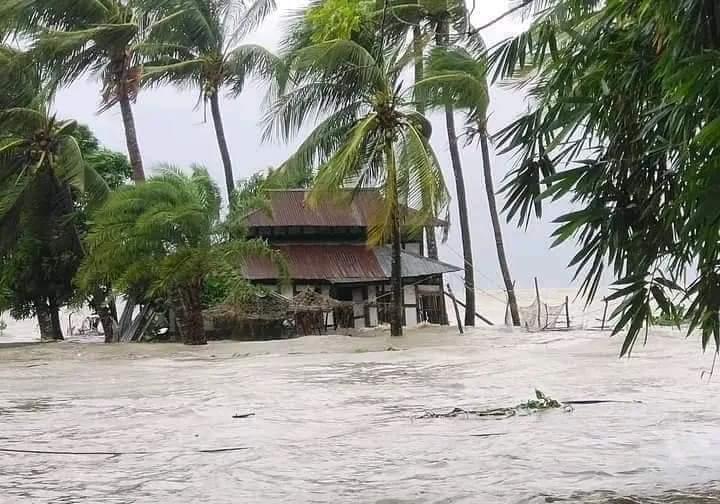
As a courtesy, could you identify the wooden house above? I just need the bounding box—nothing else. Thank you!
[243,189,460,329]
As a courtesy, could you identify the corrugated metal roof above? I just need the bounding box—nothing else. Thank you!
[244,244,386,281]
[244,244,461,281]
[245,189,446,228]
[373,247,461,278]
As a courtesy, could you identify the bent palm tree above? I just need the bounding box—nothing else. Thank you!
[0,0,180,181]
[382,0,485,326]
[266,39,449,336]
[417,47,521,325]
[0,99,109,340]
[79,166,281,345]
[142,0,278,201]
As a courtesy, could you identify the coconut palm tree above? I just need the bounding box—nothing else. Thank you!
[377,0,486,326]
[141,0,278,201]
[78,166,282,345]
[0,95,109,340]
[0,0,183,181]
[266,39,449,336]
[416,46,521,325]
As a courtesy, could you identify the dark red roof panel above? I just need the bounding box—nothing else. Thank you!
[245,189,446,228]
[245,190,381,227]
[244,244,386,281]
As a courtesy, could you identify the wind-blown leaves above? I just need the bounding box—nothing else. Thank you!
[494,0,720,354]
[79,166,280,304]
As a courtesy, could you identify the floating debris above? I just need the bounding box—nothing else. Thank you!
[232,413,255,419]
[417,390,572,420]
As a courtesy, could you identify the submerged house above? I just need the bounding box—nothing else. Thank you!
[243,189,460,329]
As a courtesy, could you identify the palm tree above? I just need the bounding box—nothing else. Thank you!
[141,0,278,201]
[79,166,282,345]
[266,39,449,336]
[380,0,484,326]
[0,0,180,181]
[417,46,521,325]
[0,96,109,340]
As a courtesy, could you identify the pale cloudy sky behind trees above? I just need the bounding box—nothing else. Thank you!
[55,0,581,292]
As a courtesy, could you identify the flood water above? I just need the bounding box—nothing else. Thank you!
[1,319,719,503]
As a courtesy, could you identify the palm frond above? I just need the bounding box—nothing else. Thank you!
[0,107,46,134]
[291,39,386,95]
[231,0,277,43]
[225,44,281,96]
[142,58,204,90]
[416,46,489,131]
[398,120,449,226]
[263,81,364,142]
[307,113,380,206]
[274,100,365,177]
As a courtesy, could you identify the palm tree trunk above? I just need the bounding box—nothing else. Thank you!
[209,92,235,202]
[386,141,404,337]
[436,21,476,327]
[118,91,145,182]
[444,105,476,327]
[179,283,206,345]
[391,207,404,337]
[480,134,521,325]
[413,25,439,261]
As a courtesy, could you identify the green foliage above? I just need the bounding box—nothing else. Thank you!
[0,45,121,324]
[493,0,720,354]
[266,38,449,245]
[235,165,313,201]
[79,165,283,305]
[2,0,137,105]
[72,124,132,189]
[0,102,107,322]
[0,46,41,110]
[415,46,489,134]
[141,0,279,100]
[305,0,373,43]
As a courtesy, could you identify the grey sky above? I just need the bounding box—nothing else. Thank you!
[54,0,580,292]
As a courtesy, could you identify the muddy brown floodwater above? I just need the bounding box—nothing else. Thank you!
[0,325,719,503]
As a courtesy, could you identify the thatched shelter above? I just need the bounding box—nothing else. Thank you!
[205,291,292,341]
[290,289,343,313]
[206,291,290,321]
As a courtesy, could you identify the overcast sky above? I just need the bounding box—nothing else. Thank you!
[54,0,582,293]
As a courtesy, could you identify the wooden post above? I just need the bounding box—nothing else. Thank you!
[446,284,464,334]
[565,296,570,328]
[444,293,493,326]
[601,299,609,330]
[534,277,542,328]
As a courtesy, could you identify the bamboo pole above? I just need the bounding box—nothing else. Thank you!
[444,293,494,326]
[446,284,464,334]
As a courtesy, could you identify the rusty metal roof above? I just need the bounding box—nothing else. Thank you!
[244,244,460,282]
[245,244,386,281]
[245,189,446,228]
